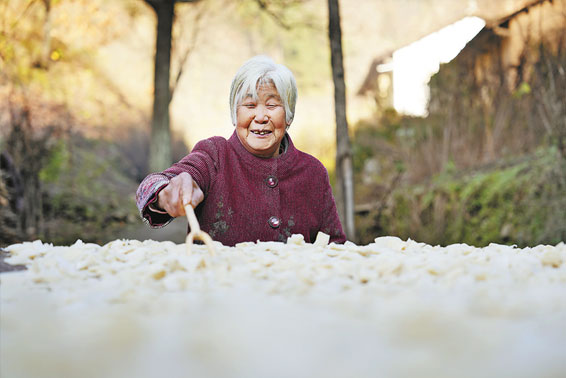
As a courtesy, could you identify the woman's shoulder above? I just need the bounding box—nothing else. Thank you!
[292,149,329,177]
[190,135,231,159]
[193,135,229,150]
[294,149,324,165]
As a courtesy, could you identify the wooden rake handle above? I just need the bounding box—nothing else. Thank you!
[183,203,216,256]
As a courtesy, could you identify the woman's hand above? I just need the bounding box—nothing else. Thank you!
[157,172,204,217]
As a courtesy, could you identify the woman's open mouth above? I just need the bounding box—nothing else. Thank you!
[251,130,272,136]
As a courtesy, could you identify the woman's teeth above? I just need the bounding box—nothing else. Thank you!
[252,130,271,135]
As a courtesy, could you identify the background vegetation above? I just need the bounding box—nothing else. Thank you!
[353,32,566,246]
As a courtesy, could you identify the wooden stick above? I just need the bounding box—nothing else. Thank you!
[184,202,201,233]
[183,203,216,256]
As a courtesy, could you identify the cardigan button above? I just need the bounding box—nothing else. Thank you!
[268,216,280,229]
[266,175,278,188]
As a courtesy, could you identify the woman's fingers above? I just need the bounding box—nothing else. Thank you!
[191,179,204,207]
[157,173,203,217]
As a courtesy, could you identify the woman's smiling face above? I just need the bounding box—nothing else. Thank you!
[236,82,288,158]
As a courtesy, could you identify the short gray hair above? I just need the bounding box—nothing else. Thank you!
[229,55,298,127]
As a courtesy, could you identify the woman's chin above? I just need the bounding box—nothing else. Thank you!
[247,140,274,153]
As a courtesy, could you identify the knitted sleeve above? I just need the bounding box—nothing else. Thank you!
[135,172,176,227]
[135,137,222,227]
[320,169,347,244]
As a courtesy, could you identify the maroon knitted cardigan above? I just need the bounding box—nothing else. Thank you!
[136,131,346,246]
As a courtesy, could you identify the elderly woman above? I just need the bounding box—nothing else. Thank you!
[136,56,346,246]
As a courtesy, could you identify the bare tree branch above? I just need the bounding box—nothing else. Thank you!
[254,0,291,30]
[252,0,320,31]
[170,1,206,99]
[9,0,39,31]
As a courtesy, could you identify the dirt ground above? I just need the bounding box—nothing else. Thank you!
[0,249,25,273]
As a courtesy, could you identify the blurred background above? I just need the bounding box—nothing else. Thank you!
[0,0,564,247]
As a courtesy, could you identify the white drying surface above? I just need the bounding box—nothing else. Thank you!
[1,234,566,378]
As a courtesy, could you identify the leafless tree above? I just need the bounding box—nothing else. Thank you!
[328,0,354,240]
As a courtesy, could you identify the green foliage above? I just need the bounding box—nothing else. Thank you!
[39,138,69,183]
[359,148,566,247]
[40,135,140,245]
[0,0,134,127]
[513,82,531,98]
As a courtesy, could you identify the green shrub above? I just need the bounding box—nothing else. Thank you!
[358,148,566,247]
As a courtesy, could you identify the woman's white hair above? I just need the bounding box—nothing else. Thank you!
[229,55,297,127]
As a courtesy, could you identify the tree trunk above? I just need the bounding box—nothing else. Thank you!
[148,0,174,173]
[328,0,355,240]
[41,0,52,68]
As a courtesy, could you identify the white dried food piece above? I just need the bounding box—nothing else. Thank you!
[5,240,53,264]
[235,241,256,249]
[373,236,406,252]
[286,233,305,245]
[327,242,350,251]
[2,237,566,378]
[540,250,563,268]
[313,231,330,247]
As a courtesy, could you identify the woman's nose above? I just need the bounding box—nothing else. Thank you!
[254,106,269,123]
